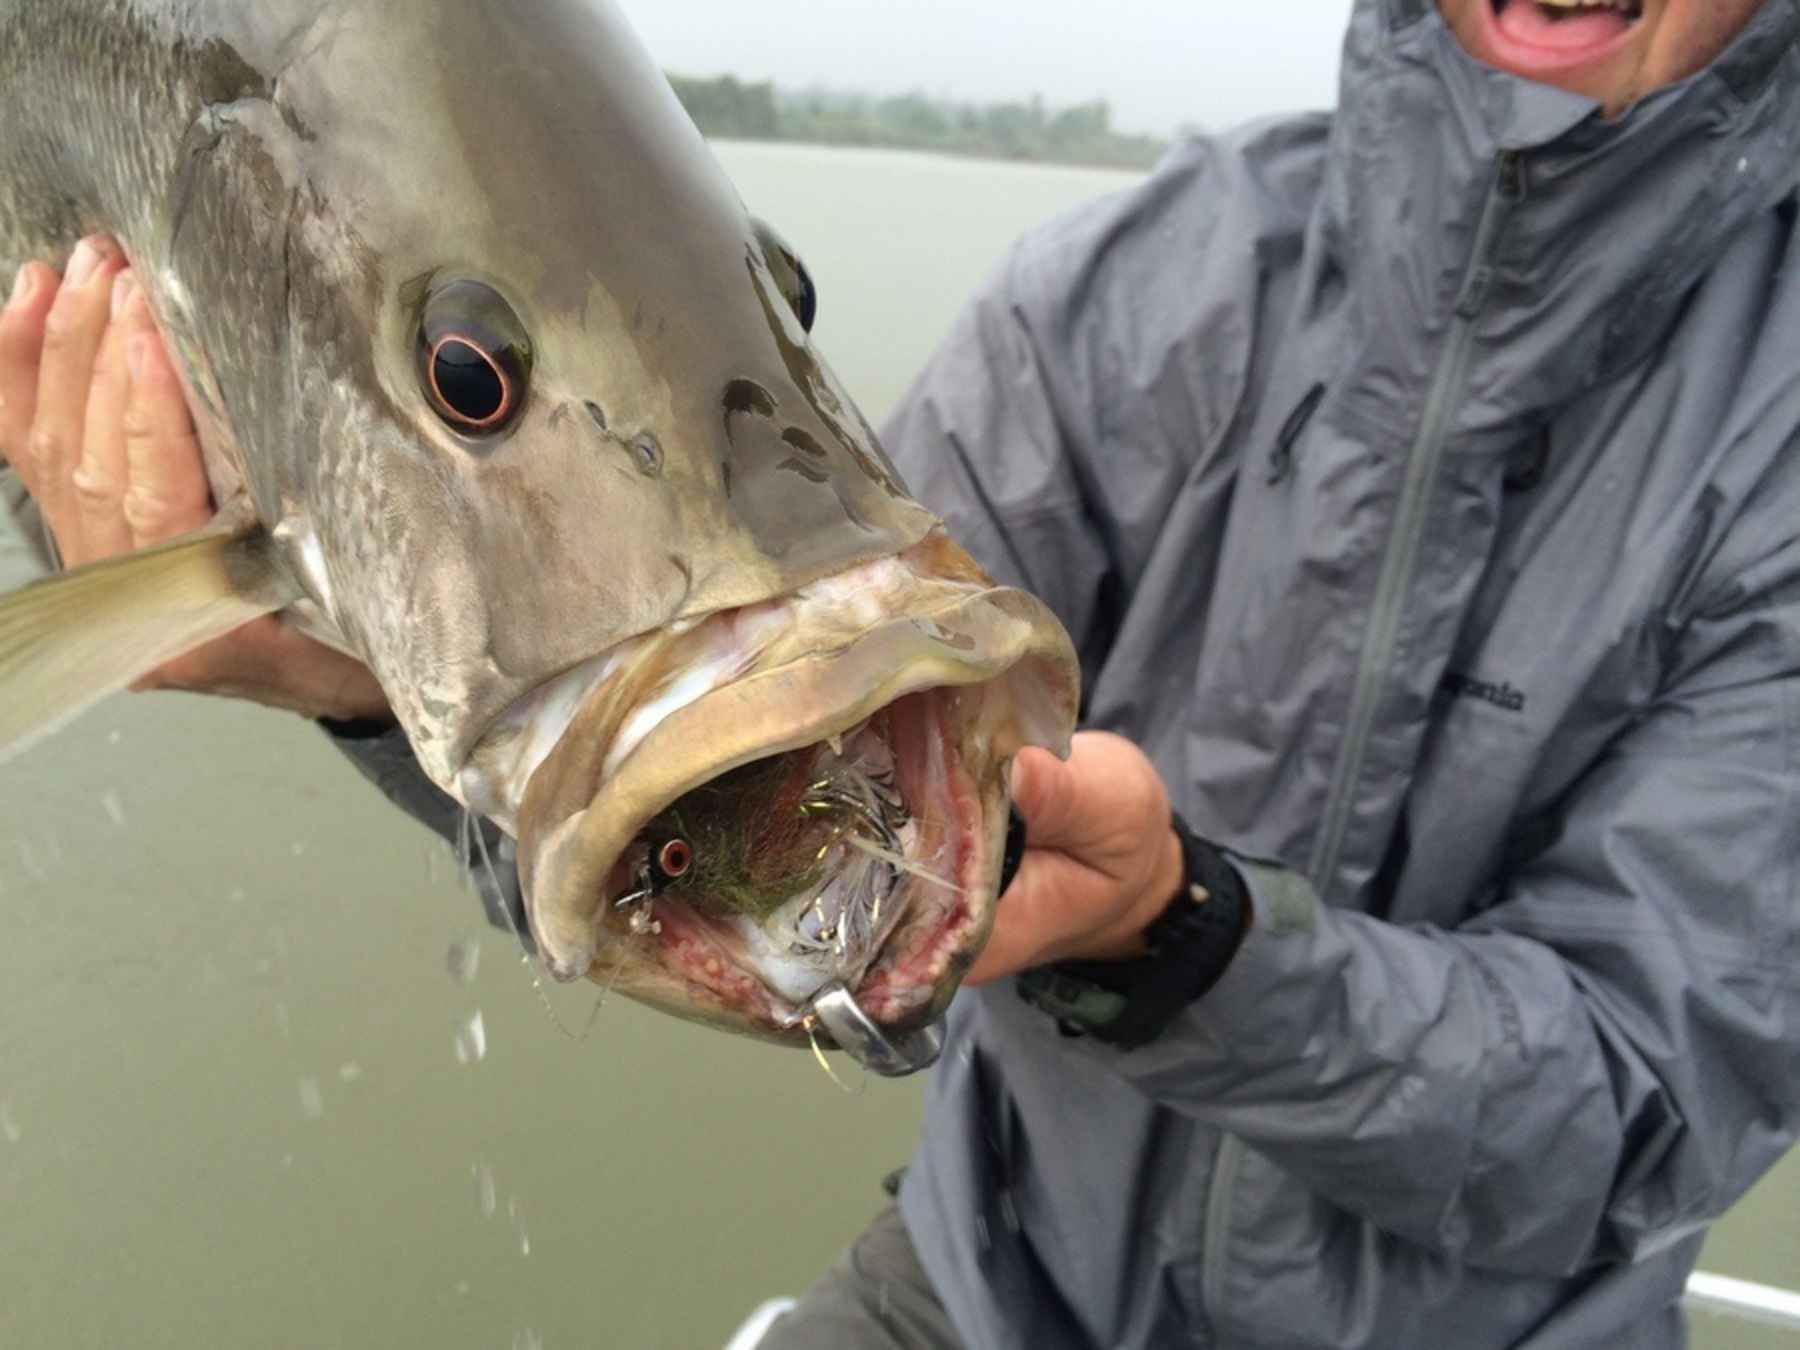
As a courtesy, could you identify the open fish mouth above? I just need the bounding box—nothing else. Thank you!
[465,531,1077,1045]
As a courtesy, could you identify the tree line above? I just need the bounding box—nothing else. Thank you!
[668,74,1168,170]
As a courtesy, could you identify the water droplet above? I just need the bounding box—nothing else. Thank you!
[107,729,122,745]
[228,887,246,904]
[290,841,306,858]
[473,1163,496,1219]
[453,1281,470,1297]
[99,790,126,827]
[446,939,481,986]
[509,1195,531,1256]
[338,1062,364,1083]
[298,1077,324,1120]
[274,1002,292,1042]
[0,1100,21,1144]
[513,1331,543,1350]
[280,1153,295,1170]
[454,1010,487,1064]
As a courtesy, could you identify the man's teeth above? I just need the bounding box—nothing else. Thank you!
[1534,0,1642,13]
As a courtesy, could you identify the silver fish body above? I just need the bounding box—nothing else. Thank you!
[0,0,1077,1047]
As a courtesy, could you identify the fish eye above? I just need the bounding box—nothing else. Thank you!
[416,279,532,436]
[754,220,818,334]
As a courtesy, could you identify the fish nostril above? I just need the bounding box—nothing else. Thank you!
[580,400,662,477]
[631,432,663,476]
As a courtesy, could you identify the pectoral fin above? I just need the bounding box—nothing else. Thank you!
[0,526,299,762]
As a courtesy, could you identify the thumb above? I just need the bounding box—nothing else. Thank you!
[1009,745,1081,847]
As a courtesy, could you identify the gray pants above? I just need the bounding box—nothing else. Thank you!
[757,1203,965,1350]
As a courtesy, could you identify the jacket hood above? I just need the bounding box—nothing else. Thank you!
[1321,0,1800,438]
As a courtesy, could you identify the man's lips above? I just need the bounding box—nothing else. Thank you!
[1483,0,1641,72]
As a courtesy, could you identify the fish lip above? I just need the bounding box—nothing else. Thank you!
[515,581,1076,1020]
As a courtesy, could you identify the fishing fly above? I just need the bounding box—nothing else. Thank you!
[614,832,698,934]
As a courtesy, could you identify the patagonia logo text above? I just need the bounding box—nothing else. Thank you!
[1440,672,1526,714]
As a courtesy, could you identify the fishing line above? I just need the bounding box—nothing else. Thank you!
[593,945,631,1013]
[802,1015,864,1096]
[842,833,965,893]
[460,806,603,1042]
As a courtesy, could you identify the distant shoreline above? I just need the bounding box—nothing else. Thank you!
[668,73,1170,172]
[708,137,1151,179]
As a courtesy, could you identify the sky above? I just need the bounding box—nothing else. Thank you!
[623,0,1357,138]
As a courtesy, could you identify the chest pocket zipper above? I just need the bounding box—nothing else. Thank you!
[1267,382,1327,485]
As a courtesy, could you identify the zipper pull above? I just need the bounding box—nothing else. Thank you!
[1497,149,1526,200]
[1267,382,1327,485]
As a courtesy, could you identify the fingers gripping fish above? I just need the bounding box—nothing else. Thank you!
[0,0,1078,1067]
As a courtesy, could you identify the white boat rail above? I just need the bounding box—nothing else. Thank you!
[1686,1271,1800,1331]
[723,1297,797,1350]
[725,1281,1800,1346]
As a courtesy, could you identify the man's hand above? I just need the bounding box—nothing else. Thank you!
[967,731,1185,985]
[0,238,391,722]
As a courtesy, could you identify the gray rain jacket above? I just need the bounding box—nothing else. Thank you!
[881,1,1800,1346]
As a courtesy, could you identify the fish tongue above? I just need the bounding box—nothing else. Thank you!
[1496,0,1632,50]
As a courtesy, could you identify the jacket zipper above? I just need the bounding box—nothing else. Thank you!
[1198,150,1523,1346]
[1304,149,1523,897]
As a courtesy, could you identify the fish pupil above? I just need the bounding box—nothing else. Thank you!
[433,339,507,425]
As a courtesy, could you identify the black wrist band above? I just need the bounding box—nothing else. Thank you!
[1016,814,1251,1049]
[998,808,1028,898]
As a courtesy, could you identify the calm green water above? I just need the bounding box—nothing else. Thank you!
[0,140,1792,1349]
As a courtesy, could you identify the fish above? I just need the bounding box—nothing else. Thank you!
[0,0,1078,1062]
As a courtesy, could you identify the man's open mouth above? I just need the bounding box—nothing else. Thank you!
[463,531,1077,1046]
[1486,0,1643,66]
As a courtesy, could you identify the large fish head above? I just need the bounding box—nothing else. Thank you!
[249,0,1077,1042]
